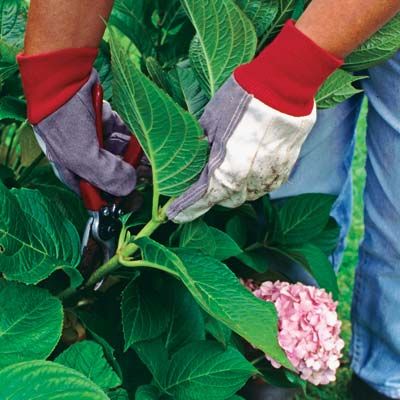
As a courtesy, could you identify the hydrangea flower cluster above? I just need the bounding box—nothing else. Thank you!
[246,280,345,385]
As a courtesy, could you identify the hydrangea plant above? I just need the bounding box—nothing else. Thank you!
[0,0,399,399]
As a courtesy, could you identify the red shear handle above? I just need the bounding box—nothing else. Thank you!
[79,83,143,212]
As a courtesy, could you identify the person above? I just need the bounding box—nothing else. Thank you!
[17,1,400,399]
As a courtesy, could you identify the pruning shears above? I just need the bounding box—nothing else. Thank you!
[79,83,142,290]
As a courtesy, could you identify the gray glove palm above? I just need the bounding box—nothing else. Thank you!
[32,70,136,196]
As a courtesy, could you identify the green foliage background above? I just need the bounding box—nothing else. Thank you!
[0,0,396,398]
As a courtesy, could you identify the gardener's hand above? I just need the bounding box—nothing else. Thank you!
[168,20,342,223]
[18,49,137,196]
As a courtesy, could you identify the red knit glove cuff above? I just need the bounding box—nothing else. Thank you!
[17,48,98,124]
[234,20,343,116]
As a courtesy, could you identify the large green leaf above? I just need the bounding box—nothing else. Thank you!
[316,69,364,109]
[0,184,81,284]
[110,31,208,197]
[312,217,340,255]
[134,338,170,389]
[109,389,129,400]
[122,276,170,350]
[236,0,278,37]
[175,63,208,118]
[181,0,257,97]
[0,96,26,121]
[0,361,108,399]
[110,0,157,57]
[284,243,339,299]
[135,385,161,400]
[205,316,232,348]
[161,279,205,354]
[257,0,297,48]
[134,237,292,369]
[226,215,248,248]
[179,219,241,261]
[164,341,256,400]
[26,165,88,234]
[129,280,205,390]
[0,280,63,369]
[236,248,270,273]
[76,310,123,379]
[345,13,400,71]
[0,0,27,49]
[55,340,122,390]
[275,194,336,245]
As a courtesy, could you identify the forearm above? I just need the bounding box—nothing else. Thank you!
[296,0,400,58]
[24,0,114,55]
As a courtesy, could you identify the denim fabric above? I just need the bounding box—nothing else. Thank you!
[271,51,400,398]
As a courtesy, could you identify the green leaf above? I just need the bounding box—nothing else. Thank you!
[0,60,17,84]
[0,0,27,49]
[285,243,339,299]
[236,0,278,37]
[261,363,302,388]
[95,40,113,100]
[205,316,232,347]
[0,184,81,284]
[345,14,400,71]
[236,248,269,273]
[77,310,123,379]
[135,237,292,369]
[258,0,298,47]
[0,361,108,399]
[0,280,63,369]
[161,279,205,354]
[145,57,172,94]
[31,182,88,235]
[18,124,42,167]
[122,276,170,350]
[110,0,157,57]
[175,63,208,118]
[110,30,208,197]
[0,96,26,121]
[316,69,365,109]
[55,340,122,390]
[164,341,256,400]
[226,215,248,248]
[181,0,257,96]
[312,217,340,255]
[228,397,245,400]
[26,165,88,234]
[291,0,305,20]
[134,338,170,388]
[109,389,129,400]
[136,385,161,400]
[275,193,336,245]
[179,219,242,261]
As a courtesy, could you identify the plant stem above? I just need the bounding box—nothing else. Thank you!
[16,153,45,185]
[251,355,267,366]
[244,242,263,252]
[5,123,17,167]
[85,198,175,288]
[121,260,180,278]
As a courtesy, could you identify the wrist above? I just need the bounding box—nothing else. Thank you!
[234,20,343,116]
[17,48,98,124]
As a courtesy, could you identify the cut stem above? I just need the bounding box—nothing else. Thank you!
[85,197,175,288]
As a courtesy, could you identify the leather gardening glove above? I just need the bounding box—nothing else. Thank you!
[17,48,137,196]
[168,21,342,223]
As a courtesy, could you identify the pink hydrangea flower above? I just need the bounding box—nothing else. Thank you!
[245,280,345,385]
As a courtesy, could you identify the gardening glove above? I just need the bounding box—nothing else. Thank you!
[17,48,137,196]
[168,20,342,223]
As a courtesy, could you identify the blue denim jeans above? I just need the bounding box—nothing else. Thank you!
[271,51,400,398]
